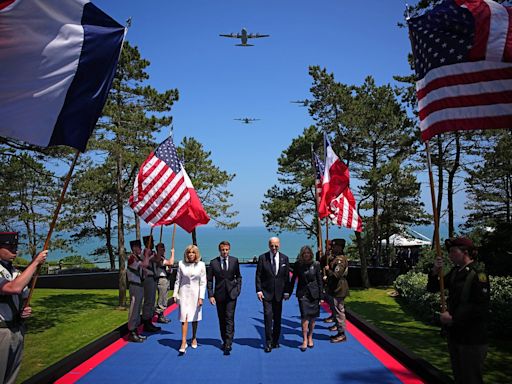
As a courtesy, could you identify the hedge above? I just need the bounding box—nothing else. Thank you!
[394,271,512,338]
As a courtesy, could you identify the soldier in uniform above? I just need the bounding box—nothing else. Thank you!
[323,238,349,343]
[0,232,47,383]
[155,243,174,324]
[126,239,147,342]
[427,237,490,384]
[141,235,161,332]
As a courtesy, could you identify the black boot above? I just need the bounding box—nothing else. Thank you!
[128,330,144,343]
[157,313,170,324]
[143,319,161,332]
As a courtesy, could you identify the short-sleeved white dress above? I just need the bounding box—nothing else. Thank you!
[173,260,206,322]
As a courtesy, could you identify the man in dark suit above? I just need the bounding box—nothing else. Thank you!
[255,237,290,352]
[207,241,242,355]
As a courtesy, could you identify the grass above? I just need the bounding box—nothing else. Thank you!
[17,289,127,383]
[17,288,512,383]
[346,287,512,384]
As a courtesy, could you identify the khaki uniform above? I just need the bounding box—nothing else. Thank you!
[127,253,144,331]
[0,262,28,384]
[325,254,349,333]
[142,255,158,321]
[155,258,169,315]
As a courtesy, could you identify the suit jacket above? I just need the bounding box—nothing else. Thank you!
[255,251,290,301]
[207,256,242,301]
[288,261,322,300]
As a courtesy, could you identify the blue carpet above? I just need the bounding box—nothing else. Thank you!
[77,265,405,384]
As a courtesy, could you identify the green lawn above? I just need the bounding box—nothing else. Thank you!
[17,288,512,383]
[346,287,512,384]
[18,289,127,383]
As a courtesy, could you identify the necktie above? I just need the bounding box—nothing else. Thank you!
[271,254,276,275]
[222,258,227,271]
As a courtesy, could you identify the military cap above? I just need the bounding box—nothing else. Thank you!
[330,238,346,250]
[143,235,154,248]
[0,232,18,250]
[129,239,142,249]
[445,237,473,250]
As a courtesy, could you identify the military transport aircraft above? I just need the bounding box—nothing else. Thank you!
[219,28,269,46]
[235,118,260,124]
[290,99,309,107]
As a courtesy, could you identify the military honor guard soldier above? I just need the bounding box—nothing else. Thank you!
[323,238,349,343]
[141,235,161,332]
[155,243,174,324]
[427,237,490,384]
[0,232,47,383]
[127,239,148,342]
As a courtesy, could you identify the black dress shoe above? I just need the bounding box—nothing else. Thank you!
[143,320,161,332]
[264,346,272,353]
[299,345,307,352]
[271,342,280,349]
[225,344,232,352]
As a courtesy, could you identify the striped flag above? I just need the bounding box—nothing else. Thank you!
[329,186,363,233]
[129,137,209,232]
[312,151,325,199]
[408,0,512,142]
[318,136,349,219]
[318,135,362,232]
[0,0,125,152]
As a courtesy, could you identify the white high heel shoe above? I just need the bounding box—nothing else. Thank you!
[179,344,188,354]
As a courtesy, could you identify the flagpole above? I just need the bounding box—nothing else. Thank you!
[171,223,177,250]
[425,141,446,311]
[26,149,81,307]
[159,225,164,244]
[311,145,323,258]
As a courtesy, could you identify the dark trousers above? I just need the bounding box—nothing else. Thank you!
[262,299,283,346]
[448,338,487,384]
[216,299,237,346]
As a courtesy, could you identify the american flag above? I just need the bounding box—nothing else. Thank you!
[129,137,194,227]
[329,187,363,232]
[313,151,324,199]
[408,0,512,142]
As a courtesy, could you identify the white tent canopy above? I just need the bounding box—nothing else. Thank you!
[382,233,431,247]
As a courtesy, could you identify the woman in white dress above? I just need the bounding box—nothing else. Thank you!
[173,244,206,353]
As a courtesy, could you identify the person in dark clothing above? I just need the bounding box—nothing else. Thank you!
[427,237,490,384]
[288,245,322,351]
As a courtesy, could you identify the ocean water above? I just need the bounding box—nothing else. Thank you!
[41,223,454,266]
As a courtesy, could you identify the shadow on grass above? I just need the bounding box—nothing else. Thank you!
[26,292,121,334]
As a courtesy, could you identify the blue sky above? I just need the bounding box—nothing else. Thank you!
[94,0,463,228]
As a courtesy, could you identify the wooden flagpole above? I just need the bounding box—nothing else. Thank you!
[310,145,323,258]
[425,141,446,311]
[26,149,81,307]
[171,223,177,250]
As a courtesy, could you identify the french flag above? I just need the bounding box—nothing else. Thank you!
[318,135,349,219]
[0,0,125,152]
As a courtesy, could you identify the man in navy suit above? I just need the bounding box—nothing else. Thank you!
[207,241,242,354]
[255,237,290,352]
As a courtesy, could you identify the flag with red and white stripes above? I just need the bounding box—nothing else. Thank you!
[129,137,209,231]
[329,186,363,233]
[312,151,324,199]
[408,0,512,142]
[318,135,362,232]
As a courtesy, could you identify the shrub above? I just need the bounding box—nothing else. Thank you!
[394,271,512,337]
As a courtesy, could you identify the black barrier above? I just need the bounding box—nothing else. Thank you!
[35,265,399,289]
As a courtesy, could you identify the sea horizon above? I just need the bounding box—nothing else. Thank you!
[33,223,461,266]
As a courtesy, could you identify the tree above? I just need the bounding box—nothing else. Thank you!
[465,130,512,229]
[177,137,238,244]
[83,41,179,306]
[0,153,70,258]
[62,159,119,270]
[261,126,323,241]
